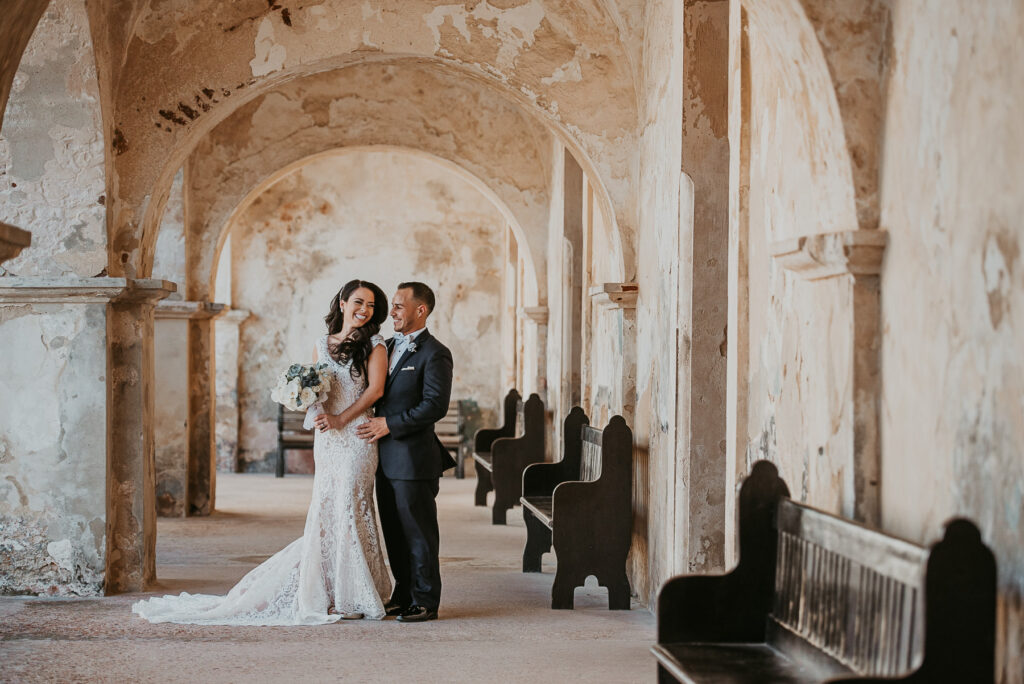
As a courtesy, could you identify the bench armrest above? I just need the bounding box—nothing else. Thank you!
[657,568,772,644]
[473,426,511,453]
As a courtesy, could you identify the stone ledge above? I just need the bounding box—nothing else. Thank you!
[517,306,549,324]
[770,230,887,281]
[219,308,252,324]
[0,222,32,264]
[0,277,176,304]
[155,300,227,320]
[589,282,638,309]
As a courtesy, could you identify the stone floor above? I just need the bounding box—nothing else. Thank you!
[1,473,656,683]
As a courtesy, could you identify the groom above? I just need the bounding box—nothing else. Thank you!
[356,281,455,622]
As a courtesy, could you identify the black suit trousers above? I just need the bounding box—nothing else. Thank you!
[376,473,441,610]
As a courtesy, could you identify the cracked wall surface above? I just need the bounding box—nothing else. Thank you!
[0,303,107,596]
[0,0,106,278]
[228,149,505,472]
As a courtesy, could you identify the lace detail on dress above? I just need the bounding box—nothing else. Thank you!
[132,334,392,625]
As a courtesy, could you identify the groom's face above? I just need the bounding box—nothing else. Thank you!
[391,288,426,333]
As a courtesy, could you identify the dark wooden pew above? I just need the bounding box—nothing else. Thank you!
[435,399,465,477]
[473,392,545,524]
[472,389,519,508]
[276,405,314,477]
[652,460,997,683]
[520,408,633,610]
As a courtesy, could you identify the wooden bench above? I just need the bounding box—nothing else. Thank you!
[520,408,633,610]
[652,460,997,683]
[276,405,314,477]
[472,391,545,525]
[472,389,519,507]
[435,400,465,478]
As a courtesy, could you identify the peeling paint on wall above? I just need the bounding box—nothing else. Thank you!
[228,150,505,471]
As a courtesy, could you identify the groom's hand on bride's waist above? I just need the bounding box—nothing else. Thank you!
[356,417,390,442]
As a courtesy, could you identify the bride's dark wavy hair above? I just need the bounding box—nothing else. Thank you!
[324,279,389,382]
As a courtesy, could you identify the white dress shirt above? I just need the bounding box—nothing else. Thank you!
[388,327,427,374]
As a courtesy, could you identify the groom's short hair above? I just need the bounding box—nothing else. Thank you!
[398,281,435,314]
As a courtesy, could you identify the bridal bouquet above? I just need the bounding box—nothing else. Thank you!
[270,363,331,411]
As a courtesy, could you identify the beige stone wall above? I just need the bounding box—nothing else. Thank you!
[730,0,861,519]
[230,149,506,471]
[878,1,1024,678]
[0,0,105,278]
[0,301,107,595]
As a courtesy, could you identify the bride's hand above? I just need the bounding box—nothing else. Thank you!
[314,413,344,432]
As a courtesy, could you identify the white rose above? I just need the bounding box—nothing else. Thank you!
[299,387,316,406]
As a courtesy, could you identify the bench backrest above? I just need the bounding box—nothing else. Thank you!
[771,499,928,676]
[435,400,462,435]
[501,389,521,436]
[278,405,309,433]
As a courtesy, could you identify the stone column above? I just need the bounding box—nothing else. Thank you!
[589,283,638,422]
[678,0,730,576]
[106,279,176,593]
[153,301,225,518]
[517,306,549,398]
[186,304,226,516]
[0,222,31,264]
[215,309,250,473]
[771,229,887,525]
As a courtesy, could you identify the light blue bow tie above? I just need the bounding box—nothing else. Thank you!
[392,333,407,343]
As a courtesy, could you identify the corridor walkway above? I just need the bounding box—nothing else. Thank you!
[0,474,655,683]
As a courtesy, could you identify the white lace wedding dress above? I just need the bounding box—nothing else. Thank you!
[132,334,392,625]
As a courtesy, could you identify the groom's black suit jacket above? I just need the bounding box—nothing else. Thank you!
[376,329,456,480]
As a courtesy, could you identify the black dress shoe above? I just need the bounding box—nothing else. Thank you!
[396,605,438,622]
[383,601,409,617]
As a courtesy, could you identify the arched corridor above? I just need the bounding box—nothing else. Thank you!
[2,0,1023,681]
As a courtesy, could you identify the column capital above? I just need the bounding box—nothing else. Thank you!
[517,306,549,324]
[770,229,887,281]
[0,222,31,264]
[589,282,638,309]
[154,300,227,320]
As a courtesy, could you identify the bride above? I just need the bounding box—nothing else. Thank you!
[133,279,393,625]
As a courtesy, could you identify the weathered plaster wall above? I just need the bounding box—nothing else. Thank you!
[878,2,1024,680]
[731,1,860,517]
[0,0,106,278]
[0,303,107,595]
[0,0,48,131]
[231,150,506,471]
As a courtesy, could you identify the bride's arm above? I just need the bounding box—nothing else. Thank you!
[325,344,387,430]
